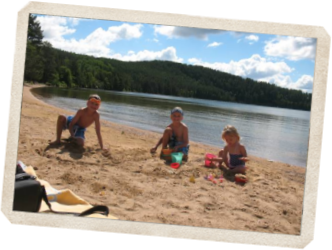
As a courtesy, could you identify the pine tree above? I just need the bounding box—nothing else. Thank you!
[28,14,44,46]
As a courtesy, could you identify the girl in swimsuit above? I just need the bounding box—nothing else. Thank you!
[207,125,249,173]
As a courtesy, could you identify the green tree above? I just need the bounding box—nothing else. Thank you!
[40,41,57,83]
[28,14,43,46]
[24,42,44,81]
[59,66,73,87]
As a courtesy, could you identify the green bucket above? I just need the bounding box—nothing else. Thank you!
[171,152,183,164]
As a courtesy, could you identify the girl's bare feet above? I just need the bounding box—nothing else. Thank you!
[219,164,229,172]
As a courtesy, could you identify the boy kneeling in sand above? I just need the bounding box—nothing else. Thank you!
[150,107,189,161]
[50,94,105,150]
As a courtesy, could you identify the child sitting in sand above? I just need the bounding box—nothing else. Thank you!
[207,125,249,173]
[50,94,105,150]
[150,107,189,161]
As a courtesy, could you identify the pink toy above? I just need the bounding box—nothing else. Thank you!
[205,153,217,167]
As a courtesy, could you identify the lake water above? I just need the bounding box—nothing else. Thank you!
[31,87,311,167]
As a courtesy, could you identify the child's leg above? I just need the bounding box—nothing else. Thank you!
[159,128,173,159]
[228,165,247,174]
[161,127,173,149]
[49,115,66,145]
[72,127,85,147]
[181,145,189,162]
[215,149,224,168]
[74,138,84,147]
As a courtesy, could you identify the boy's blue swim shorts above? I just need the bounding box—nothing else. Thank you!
[173,141,189,155]
[64,115,86,140]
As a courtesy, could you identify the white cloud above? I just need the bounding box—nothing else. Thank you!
[188,54,293,79]
[154,25,225,40]
[111,47,183,63]
[188,54,312,91]
[207,42,222,48]
[264,36,316,61]
[36,16,183,63]
[293,75,313,90]
[236,34,259,45]
[245,35,259,42]
[37,16,76,39]
[258,74,313,92]
[154,26,174,37]
[68,17,80,26]
[83,24,142,46]
[37,15,143,58]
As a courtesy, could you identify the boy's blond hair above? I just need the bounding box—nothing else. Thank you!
[221,125,240,141]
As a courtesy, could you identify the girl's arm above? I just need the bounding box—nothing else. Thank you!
[223,146,230,168]
[208,150,223,162]
[239,145,249,162]
[209,157,223,162]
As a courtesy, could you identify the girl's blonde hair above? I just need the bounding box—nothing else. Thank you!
[221,125,240,141]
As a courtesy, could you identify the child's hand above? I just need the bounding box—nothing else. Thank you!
[102,148,111,157]
[240,157,249,162]
[150,147,157,154]
[205,155,212,161]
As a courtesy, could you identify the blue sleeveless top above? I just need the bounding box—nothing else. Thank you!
[229,154,245,166]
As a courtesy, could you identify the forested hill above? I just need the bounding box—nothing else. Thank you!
[25,15,311,111]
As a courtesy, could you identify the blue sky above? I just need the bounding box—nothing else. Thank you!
[35,14,316,92]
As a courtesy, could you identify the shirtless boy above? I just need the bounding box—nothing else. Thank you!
[50,94,104,149]
[150,107,189,161]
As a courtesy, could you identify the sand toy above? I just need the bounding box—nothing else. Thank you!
[171,152,184,164]
[235,174,248,183]
[204,174,223,184]
[161,148,173,161]
[205,153,217,167]
[170,163,180,169]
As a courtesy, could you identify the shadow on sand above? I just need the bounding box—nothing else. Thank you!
[44,140,84,160]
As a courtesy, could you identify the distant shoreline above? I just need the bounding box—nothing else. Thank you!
[29,83,311,113]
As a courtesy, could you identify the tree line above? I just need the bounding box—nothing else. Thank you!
[24,14,312,111]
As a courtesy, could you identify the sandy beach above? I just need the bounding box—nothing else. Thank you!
[16,84,306,235]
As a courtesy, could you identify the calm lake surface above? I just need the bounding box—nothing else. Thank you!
[31,87,310,167]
